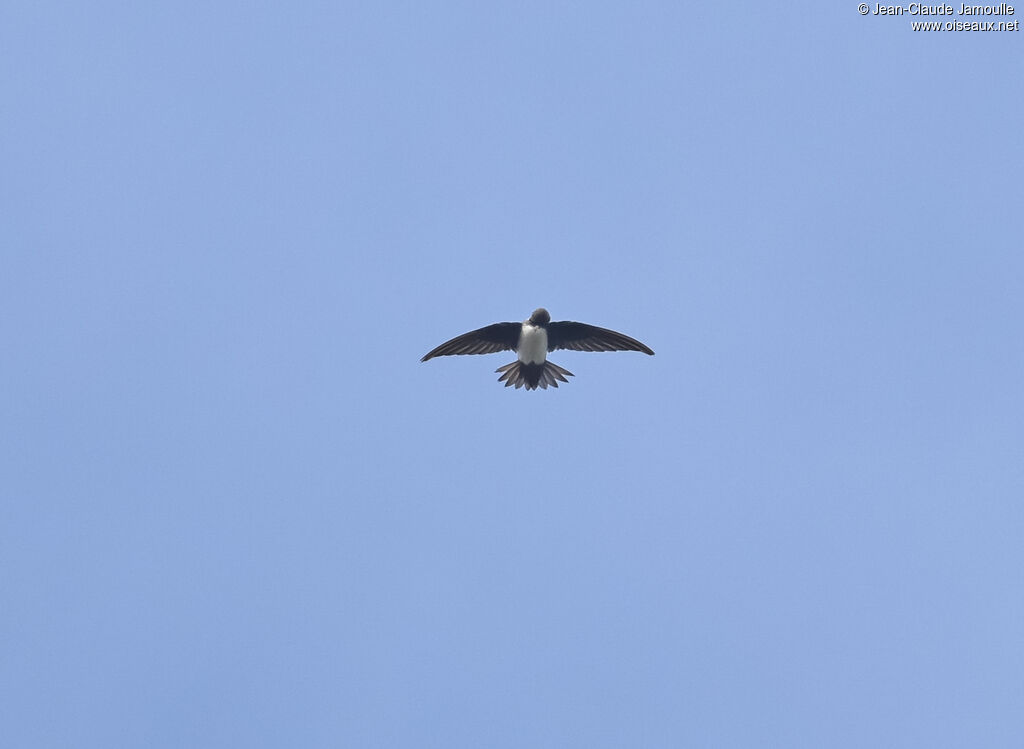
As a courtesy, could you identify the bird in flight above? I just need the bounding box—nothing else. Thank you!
[421,308,654,390]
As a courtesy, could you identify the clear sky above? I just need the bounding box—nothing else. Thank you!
[2,3,1022,747]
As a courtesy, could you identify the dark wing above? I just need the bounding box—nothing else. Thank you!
[546,321,654,355]
[421,322,521,361]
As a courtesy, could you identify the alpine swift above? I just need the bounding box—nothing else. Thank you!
[421,308,654,390]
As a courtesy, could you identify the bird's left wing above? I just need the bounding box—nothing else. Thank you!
[546,321,654,355]
[421,322,521,361]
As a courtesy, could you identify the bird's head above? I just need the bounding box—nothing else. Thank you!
[530,308,550,325]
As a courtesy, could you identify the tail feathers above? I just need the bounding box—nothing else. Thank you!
[495,360,574,390]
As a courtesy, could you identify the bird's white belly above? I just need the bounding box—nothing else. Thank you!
[517,324,548,364]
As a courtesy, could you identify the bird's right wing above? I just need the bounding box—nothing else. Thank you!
[421,323,521,361]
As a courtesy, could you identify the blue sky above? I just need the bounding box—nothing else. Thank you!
[2,3,1022,747]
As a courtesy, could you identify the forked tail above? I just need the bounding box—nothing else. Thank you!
[495,360,574,390]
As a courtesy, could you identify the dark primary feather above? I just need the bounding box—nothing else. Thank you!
[420,322,521,361]
[546,321,655,355]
